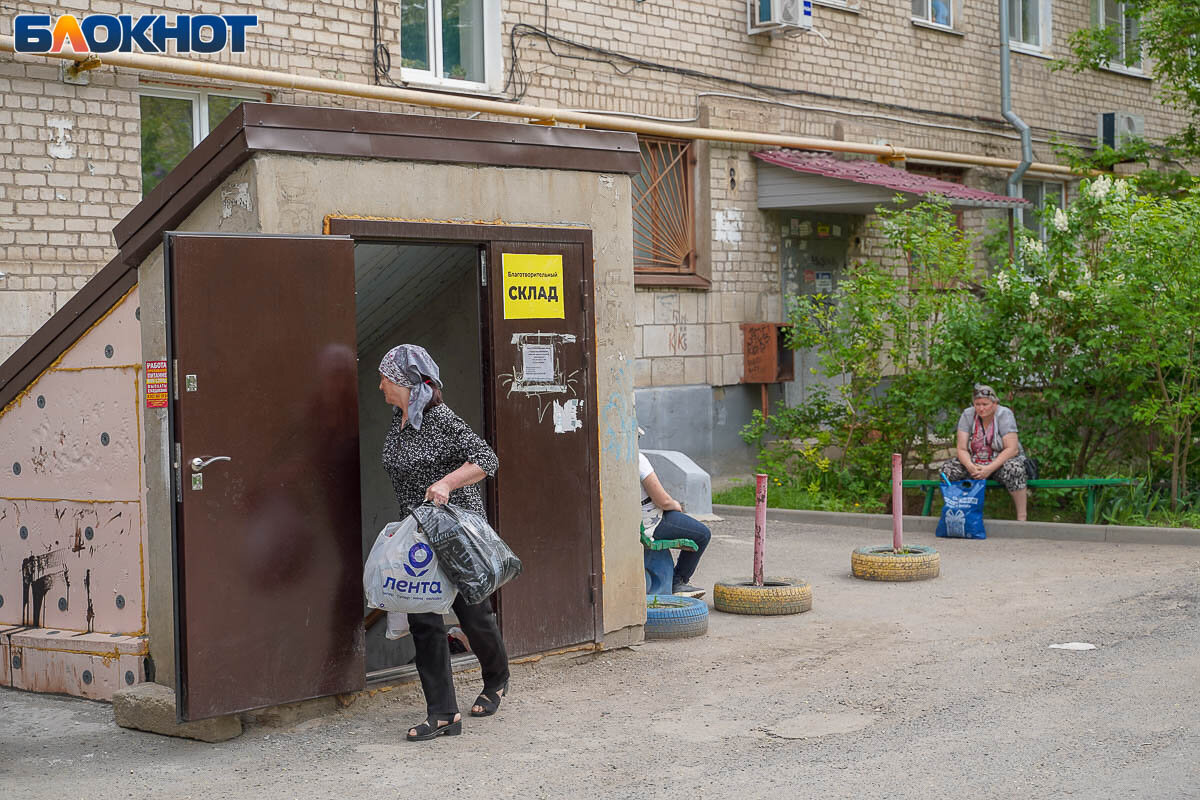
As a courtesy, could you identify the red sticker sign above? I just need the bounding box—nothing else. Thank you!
[145,360,168,408]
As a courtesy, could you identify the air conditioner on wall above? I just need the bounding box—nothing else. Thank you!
[749,0,814,34]
[1098,111,1145,150]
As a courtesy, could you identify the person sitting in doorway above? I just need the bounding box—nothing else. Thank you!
[639,438,711,598]
[940,383,1030,521]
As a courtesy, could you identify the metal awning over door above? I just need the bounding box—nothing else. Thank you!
[754,151,1031,213]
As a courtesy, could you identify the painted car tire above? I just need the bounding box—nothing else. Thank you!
[850,545,941,582]
[712,578,812,616]
[644,594,709,640]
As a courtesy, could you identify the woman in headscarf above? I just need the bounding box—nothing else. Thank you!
[377,344,509,741]
[941,384,1030,521]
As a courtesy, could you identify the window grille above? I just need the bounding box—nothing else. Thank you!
[633,137,697,274]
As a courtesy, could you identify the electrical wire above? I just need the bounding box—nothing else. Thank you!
[502,23,1012,130]
[505,23,1096,146]
[692,92,1065,145]
[372,0,404,89]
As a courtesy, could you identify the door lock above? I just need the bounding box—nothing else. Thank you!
[190,455,232,472]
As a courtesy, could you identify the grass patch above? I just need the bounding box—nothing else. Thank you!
[712,482,884,514]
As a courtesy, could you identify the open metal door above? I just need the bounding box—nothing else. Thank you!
[485,237,602,655]
[165,233,365,721]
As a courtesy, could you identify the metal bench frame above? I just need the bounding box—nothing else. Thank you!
[902,478,1136,524]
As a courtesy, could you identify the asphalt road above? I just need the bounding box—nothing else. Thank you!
[2,518,1197,799]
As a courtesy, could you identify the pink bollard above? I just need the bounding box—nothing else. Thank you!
[892,453,903,552]
[754,473,768,586]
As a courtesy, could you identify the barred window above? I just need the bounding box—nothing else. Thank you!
[632,137,697,275]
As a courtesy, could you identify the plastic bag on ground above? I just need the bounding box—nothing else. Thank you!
[363,515,457,614]
[936,475,987,539]
[410,502,523,605]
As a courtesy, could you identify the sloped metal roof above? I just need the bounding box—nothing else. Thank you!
[752,150,1030,209]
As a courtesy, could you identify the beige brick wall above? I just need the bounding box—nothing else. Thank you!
[0,0,1183,369]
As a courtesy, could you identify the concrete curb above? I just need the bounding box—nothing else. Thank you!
[712,505,1200,547]
[112,682,242,742]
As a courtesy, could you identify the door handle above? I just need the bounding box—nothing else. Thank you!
[190,456,232,472]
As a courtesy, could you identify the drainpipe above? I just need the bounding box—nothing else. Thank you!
[999,0,1033,256]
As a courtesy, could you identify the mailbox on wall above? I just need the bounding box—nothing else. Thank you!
[740,322,794,384]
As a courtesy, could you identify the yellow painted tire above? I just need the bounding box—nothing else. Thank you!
[712,578,812,616]
[850,545,940,582]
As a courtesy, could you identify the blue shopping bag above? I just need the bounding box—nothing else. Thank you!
[935,474,987,539]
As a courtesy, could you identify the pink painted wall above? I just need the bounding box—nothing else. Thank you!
[0,287,149,700]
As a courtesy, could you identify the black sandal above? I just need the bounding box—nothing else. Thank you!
[470,681,508,717]
[406,714,462,741]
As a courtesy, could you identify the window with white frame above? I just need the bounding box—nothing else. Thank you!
[1007,0,1048,49]
[139,87,263,196]
[399,0,500,90]
[1020,180,1066,240]
[1098,1,1142,70]
[912,0,952,28]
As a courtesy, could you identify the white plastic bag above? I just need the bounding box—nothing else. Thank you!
[363,516,457,614]
[385,611,410,640]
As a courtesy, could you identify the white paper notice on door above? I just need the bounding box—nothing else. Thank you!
[522,344,555,383]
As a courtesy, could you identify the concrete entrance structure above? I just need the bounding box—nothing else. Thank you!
[0,105,646,721]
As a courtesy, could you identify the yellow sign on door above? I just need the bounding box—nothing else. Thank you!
[502,253,565,320]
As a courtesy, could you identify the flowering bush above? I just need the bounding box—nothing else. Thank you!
[747,182,1200,514]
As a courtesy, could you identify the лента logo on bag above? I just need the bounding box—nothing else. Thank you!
[404,542,434,578]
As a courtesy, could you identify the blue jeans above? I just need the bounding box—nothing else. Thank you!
[654,510,711,585]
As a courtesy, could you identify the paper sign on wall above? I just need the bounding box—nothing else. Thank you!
[145,360,168,408]
[502,253,565,320]
[522,344,555,383]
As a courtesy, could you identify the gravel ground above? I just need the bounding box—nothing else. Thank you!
[2,518,1198,800]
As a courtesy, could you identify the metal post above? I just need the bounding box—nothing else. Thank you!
[892,453,904,552]
[754,473,767,586]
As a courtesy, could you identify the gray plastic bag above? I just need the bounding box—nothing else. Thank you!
[410,502,522,605]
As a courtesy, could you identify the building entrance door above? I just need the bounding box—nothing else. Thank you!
[327,219,605,660]
[485,237,602,655]
[165,233,365,721]
[779,213,854,407]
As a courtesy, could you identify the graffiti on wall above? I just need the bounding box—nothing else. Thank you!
[600,357,637,465]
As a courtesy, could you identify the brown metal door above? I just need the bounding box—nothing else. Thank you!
[485,238,601,655]
[166,233,364,721]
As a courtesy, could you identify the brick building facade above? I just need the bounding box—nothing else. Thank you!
[1,0,1183,474]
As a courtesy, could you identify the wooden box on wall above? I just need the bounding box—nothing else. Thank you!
[740,322,794,384]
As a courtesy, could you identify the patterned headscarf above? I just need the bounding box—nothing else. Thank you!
[379,344,443,430]
[972,384,999,401]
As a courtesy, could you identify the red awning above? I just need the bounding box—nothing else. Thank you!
[752,151,1030,211]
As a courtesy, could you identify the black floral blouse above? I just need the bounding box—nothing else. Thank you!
[382,403,498,519]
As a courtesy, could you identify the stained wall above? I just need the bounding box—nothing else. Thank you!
[0,286,148,700]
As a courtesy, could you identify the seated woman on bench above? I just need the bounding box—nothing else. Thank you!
[639,438,711,598]
[941,384,1030,521]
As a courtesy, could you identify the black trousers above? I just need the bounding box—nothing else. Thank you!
[408,593,509,717]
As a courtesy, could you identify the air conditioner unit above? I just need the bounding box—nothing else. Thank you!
[1098,111,1145,150]
[750,0,813,33]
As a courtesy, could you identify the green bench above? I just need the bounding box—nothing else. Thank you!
[902,478,1136,524]
[642,529,698,595]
